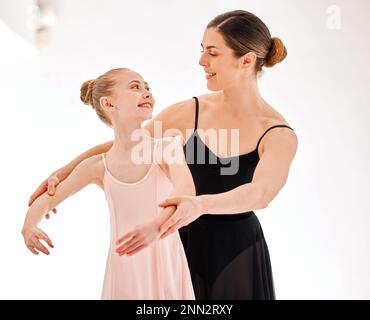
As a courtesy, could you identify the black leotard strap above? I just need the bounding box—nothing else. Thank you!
[256,124,294,151]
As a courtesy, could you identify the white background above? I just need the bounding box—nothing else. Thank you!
[0,0,369,299]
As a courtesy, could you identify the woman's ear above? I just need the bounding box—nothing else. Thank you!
[241,51,257,69]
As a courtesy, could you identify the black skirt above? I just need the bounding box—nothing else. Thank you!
[179,213,275,300]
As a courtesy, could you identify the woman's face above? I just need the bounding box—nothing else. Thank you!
[108,69,155,124]
[199,27,247,91]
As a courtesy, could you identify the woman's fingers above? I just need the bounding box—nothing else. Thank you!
[160,220,183,239]
[159,213,181,234]
[116,231,135,246]
[45,208,57,220]
[28,180,48,207]
[158,197,180,208]
[47,176,59,196]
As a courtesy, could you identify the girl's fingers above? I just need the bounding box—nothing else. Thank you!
[116,231,135,245]
[52,208,57,214]
[27,245,39,255]
[34,240,50,255]
[38,232,54,248]
[117,238,142,255]
[126,244,147,256]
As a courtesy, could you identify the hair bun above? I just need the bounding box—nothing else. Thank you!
[80,79,95,106]
[264,37,287,68]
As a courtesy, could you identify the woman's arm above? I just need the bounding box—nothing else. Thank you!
[22,155,103,254]
[158,128,298,236]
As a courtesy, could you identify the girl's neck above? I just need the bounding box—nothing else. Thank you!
[110,125,153,157]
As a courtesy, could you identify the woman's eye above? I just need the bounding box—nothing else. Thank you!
[132,85,140,89]
[200,50,216,56]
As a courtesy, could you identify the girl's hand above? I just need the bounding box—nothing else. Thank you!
[158,196,203,239]
[115,221,161,256]
[22,227,54,255]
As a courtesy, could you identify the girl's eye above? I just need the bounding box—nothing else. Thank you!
[132,85,140,89]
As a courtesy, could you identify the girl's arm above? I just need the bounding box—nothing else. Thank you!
[155,136,196,229]
[22,155,103,255]
[115,136,196,256]
[28,141,112,206]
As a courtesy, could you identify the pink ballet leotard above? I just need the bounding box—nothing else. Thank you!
[100,139,195,300]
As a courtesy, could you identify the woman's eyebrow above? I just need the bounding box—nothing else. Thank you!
[200,43,218,49]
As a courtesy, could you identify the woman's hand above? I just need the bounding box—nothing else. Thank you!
[28,166,71,218]
[22,226,54,255]
[158,195,203,239]
[115,220,161,256]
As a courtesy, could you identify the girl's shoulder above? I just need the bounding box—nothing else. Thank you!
[84,154,105,188]
[154,136,184,166]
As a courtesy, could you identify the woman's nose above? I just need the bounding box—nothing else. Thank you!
[199,53,207,67]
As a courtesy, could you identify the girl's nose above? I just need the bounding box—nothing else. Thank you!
[142,92,151,99]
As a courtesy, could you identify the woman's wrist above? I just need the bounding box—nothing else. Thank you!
[196,194,208,214]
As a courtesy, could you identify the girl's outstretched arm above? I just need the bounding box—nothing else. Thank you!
[28,141,112,206]
[22,155,103,255]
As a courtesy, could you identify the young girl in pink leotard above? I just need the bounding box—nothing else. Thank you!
[21,68,196,300]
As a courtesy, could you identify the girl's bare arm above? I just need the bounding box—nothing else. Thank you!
[23,155,102,233]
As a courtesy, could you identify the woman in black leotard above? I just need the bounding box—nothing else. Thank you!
[28,10,298,300]
[179,97,293,299]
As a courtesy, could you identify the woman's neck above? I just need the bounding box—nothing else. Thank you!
[221,77,265,116]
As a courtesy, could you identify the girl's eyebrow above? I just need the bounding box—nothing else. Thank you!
[128,80,149,86]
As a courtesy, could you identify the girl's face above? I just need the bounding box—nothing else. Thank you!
[107,69,155,125]
[199,27,252,91]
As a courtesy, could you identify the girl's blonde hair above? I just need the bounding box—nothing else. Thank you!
[80,68,129,126]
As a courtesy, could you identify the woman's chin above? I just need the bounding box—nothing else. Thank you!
[206,81,221,91]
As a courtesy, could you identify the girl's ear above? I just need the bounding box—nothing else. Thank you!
[99,96,113,112]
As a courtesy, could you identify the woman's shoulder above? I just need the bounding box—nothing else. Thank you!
[261,103,293,129]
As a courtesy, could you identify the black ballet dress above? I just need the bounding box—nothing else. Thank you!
[180,96,294,300]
